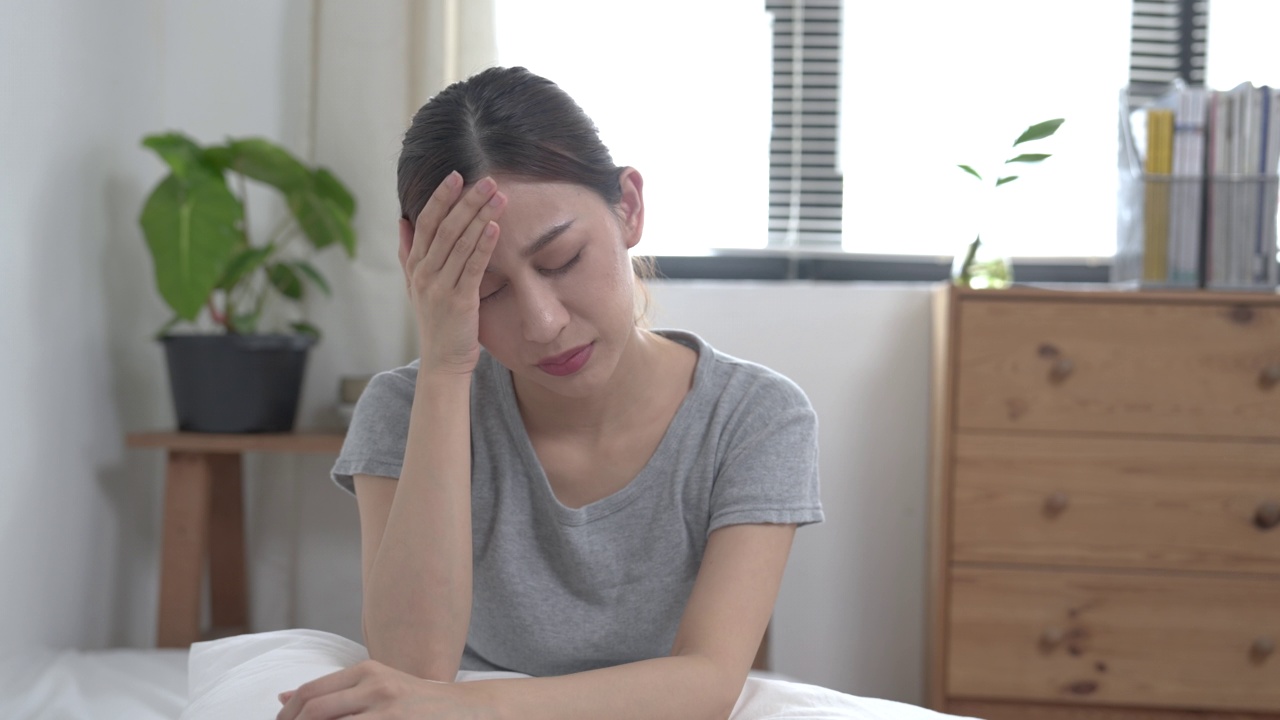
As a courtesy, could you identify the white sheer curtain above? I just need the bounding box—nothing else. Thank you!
[304,0,498,386]
[493,0,772,256]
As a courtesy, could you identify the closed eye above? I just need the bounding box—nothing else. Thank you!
[481,252,582,303]
[543,252,581,276]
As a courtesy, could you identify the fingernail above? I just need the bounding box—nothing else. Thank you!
[447,171,461,188]
[476,177,495,193]
[488,192,504,207]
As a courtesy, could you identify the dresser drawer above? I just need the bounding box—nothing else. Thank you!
[954,298,1280,438]
[947,567,1280,713]
[951,433,1280,574]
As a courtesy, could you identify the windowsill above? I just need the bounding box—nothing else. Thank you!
[645,249,1113,284]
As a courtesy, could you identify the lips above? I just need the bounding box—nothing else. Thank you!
[536,343,594,376]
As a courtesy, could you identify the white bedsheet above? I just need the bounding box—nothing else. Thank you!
[0,646,187,720]
[182,629,980,720]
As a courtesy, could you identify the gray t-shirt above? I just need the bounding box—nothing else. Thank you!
[331,329,823,677]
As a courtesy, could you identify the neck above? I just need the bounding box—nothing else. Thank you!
[513,328,672,439]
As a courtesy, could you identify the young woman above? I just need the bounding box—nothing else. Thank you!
[277,65,823,720]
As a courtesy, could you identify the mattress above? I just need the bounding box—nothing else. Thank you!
[0,647,188,720]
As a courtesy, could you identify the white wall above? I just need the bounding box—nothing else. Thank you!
[1,0,941,705]
[0,0,315,650]
[0,0,166,650]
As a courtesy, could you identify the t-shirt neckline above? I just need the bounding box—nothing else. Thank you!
[492,329,709,526]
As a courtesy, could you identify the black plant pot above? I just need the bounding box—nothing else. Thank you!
[160,333,317,433]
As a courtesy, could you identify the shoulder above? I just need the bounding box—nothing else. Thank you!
[658,329,813,418]
[355,360,419,412]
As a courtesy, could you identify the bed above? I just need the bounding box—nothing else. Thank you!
[1,631,978,720]
[0,646,188,720]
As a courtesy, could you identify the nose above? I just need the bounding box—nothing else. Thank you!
[517,279,569,345]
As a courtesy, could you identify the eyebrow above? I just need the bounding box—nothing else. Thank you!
[521,220,574,259]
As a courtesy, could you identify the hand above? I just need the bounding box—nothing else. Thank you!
[276,659,497,720]
[398,171,507,376]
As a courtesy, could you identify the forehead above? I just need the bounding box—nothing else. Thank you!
[489,177,608,237]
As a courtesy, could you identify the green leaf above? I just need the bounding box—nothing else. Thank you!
[958,164,983,180]
[268,263,304,300]
[290,321,322,340]
[289,191,356,257]
[293,260,331,296]
[314,167,356,217]
[218,245,274,291]
[1005,153,1052,164]
[996,175,1019,186]
[142,133,217,182]
[230,311,260,334]
[1012,118,1065,146]
[218,138,312,193]
[139,173,245,321]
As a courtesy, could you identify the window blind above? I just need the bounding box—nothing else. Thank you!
[1128,0,1208,103]
[766,0,844,248]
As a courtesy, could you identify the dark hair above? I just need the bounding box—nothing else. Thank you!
[397,66,624,222]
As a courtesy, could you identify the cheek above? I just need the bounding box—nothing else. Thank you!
[476,307,512,355]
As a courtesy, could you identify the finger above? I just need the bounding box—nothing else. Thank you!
[276,668,360,720]
[439,191,506,288]
[407,170,464,269]
[457,221,500,293]
[421,176,499,275]
[280,688,368,720]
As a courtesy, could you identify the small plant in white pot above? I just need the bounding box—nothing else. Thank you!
[138,132,357,432]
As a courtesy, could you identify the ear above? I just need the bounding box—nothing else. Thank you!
[616,167,645,250]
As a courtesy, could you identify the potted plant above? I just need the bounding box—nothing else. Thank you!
[952,118,1064,288]
[138,132,357,433]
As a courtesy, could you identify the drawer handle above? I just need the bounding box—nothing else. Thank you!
[1261,364,1280,389]
[1044,492,1070,518]
[1255,501,1280,531]
[1253,637,1275,663]
[1049,358,1075,383]
[1039,627,1065,652]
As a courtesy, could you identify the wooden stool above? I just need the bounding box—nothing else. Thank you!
[126,431,344,647]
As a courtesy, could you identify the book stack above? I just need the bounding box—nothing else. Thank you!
[1115,82,1280,289]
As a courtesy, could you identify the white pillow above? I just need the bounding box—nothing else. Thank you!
[181,629,977,720]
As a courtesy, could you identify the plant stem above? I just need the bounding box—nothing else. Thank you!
[207,296,227,329]
[264,214,294,250]
[237,171,250,241]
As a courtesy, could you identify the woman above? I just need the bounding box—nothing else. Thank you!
[278,65,823,720]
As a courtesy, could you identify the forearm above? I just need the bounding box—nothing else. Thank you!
[363,371,473,681]
[474,655,743,720]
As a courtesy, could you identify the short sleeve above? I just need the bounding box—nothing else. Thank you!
[330,368,416,495]
[708,377,824,533]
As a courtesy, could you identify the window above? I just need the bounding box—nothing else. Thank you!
[494,1,1278,264]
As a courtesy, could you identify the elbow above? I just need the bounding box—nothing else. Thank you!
[366,639,460,683]
[362,616,461,683]
[685,654,747,720]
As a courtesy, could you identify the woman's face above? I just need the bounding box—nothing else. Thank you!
[475,170,644,398]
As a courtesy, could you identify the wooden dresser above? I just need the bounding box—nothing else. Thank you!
[928,284,1280,719]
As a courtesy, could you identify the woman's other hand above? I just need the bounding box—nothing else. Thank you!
[399,171,506,377]
[276,659,497,720]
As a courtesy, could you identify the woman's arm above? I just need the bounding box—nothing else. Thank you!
[354,172,506,682]
[355,371,474,682]
[278,522,797,719]
[472,522,797,720]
